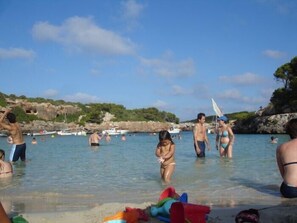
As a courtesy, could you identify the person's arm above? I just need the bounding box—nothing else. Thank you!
[276,146,285,178]
[228,126,235,146]
[204,127,211,151]
[215,132,219,150]
[0,109,11,130]
[163,144,175,160]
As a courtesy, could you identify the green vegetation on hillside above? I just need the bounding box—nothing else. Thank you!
[0,92,179,124]
[271,56,297,113]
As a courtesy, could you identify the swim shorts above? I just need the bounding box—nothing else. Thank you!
[280,181,297,198]
[91,143,100,146]
[194,141,205,158]
[10,143,26,162]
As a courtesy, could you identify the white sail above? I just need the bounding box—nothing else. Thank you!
[211,98,223,117]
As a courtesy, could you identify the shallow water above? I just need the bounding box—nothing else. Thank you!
[0,132,289,213]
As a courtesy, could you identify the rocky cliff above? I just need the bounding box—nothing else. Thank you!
[233,113,297,134]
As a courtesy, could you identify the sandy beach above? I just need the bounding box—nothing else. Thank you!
[8,199,297,223]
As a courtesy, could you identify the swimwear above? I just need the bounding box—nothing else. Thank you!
[220,130,229,137]
[161,162,176,168]
[9,143,26,162]
[283,162,297,167]
[280,182,297,198]
[194,141,205,158]
[91,143,100,146]
[221,143,228,149]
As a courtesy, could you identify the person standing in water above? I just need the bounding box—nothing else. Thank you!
[276,118,297,198]
[0,108,26,162]
[216,115,235,158]
[155,130,176,184]
[193,113,210,157]
[88,131,101,146]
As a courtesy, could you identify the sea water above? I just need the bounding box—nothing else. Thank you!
[0,132,289,213]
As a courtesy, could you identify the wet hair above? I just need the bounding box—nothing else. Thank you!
[159,130,174,144]
[0,149,5,158]
[271,136,275,140]
[197,113,205,120]
[286,118,297,139]
[6,113,16,123]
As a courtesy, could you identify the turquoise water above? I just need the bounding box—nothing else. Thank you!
[0,132,290,213]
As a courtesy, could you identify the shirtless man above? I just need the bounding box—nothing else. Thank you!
[193,113,210,157]
[89,131,101,146]
[0,109,26,162]
[0,149,13,178]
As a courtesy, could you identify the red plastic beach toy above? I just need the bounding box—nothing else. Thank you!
[170,202,210,223]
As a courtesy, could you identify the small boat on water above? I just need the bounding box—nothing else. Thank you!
[168,127,181,134]
[27,130,57,136]
[102,128,129,136]
[57,129,87,136]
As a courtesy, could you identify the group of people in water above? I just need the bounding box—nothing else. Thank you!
[155,112,235,184]
[1,108,297,202]
[154,112,297,200]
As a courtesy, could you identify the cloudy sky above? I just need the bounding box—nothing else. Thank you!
[0,0,296,121]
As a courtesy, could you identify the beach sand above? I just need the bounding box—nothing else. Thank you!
[14,199,297,223]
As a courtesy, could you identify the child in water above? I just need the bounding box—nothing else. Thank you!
[155,130,175,184]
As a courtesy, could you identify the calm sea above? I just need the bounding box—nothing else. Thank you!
[0,131,289,213]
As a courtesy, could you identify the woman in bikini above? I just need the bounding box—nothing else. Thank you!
[155,130,175,184]
[216,115,235,158]
[276,118,297,198]
[0,149,13,178]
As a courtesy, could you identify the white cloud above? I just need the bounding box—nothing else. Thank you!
[218,88,266,104]
[140,52,195,78]
[152,100,169,110]
[43,89,58,98]
[219,72,263,85]
[171,85,192,95]
[262,49,285,59]
[0,47,36,59]
[121,0,144,20]
[63,92,101,103]
[32,16,136,56]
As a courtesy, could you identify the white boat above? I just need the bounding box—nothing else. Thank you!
[102,128,129,135]
[57,129,87,136]
[168,127,181,134]
[27,130,57,136]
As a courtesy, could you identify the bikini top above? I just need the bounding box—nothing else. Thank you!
[220,130,229,137]
[283,161,297,167]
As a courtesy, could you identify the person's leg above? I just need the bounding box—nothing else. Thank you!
[163,164,175,183]
[0,202,10,223]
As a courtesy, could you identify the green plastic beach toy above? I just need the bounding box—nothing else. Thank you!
[11,215,29,223]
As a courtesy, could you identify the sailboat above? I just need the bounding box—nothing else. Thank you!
[210,98,224,133]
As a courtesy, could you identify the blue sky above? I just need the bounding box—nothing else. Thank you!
[0,0,296,121]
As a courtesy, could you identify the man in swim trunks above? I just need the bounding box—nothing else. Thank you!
[88,131,101,146]
[193,113,210,157]
[276,118,297,198]
[0,108,26,162]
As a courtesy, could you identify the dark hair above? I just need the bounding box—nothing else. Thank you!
[159,130,174,144]
[0,149,5,158]
[197,113,205,120]
[7,113,16,123]
[286,118,297,139]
